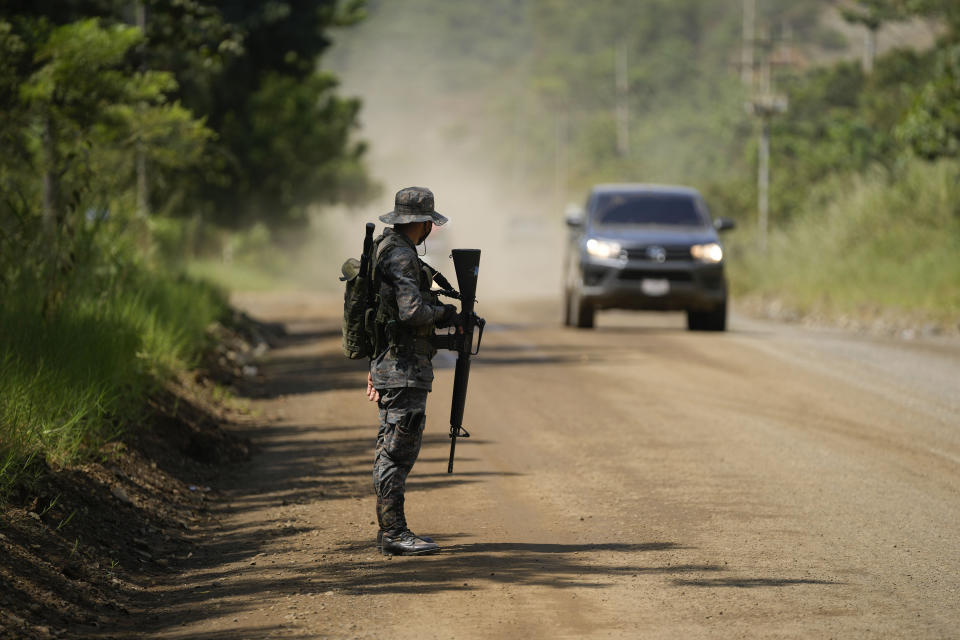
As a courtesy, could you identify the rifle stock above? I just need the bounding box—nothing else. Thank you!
[444,249,483,474]
[360,222,375,344]
[360,223,374,280]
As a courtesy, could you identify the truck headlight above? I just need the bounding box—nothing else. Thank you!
[690,243,723,263]
[585,238,622,259]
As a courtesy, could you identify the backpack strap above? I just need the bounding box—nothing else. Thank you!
[370,231,437,358]
[373,232,409,277]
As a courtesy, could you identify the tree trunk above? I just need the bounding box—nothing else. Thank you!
[42,113,59,237]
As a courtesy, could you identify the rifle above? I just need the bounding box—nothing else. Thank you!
[431,249,485,474]
[360,222,375,296]
[359,222,377,353]
[340,222,377,360]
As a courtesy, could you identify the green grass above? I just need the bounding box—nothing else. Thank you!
[186,258,294,293]
[730,157,960,326]
[0,265,228,498]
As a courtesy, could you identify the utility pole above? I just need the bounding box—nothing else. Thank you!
[741,0,756,86]
[757,114,771,252]
[841,2,898,76]
[748,22,788,253]
[554,111,568,216]
[862,27,877,74]
[615,40,629,157]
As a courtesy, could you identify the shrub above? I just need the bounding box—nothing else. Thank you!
[0,261,227,498]
[731,157,960,324]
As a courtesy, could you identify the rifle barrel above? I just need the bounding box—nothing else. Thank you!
[447,249,481,474]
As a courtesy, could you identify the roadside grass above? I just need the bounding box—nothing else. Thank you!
[186,209,366,295]
[0,266,228,500]
[730,157,960,327]
[187,258,294,293]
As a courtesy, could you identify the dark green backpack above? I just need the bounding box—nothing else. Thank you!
[340,224,377,359]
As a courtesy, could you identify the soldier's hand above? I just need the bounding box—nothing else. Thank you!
[366,372,380,402]
[437,304,460,329]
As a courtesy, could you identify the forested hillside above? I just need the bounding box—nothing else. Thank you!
[332,0,958,327]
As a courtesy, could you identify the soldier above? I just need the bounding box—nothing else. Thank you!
[366,186,461,556]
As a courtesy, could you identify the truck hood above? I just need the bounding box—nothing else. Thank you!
[587,225,718,246]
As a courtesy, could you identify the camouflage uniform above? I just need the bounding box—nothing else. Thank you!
[373,388,428,533]
[369,228,445,393]
[370,188,451,541]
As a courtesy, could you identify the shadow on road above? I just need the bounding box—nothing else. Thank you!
[213,422,499,512]
[249,354,369,398]
[314,539,718,596]
[140,526,844,639]
[248,314,764,400]
[673,577,842,588]
[130,308,849,640]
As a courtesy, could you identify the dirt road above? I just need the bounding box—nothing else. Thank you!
[143,292,959,639]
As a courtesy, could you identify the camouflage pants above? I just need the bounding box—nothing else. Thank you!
[373,387,428,535]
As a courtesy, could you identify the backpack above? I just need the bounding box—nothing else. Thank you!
[340,223,377,359]
[341,224,457,360]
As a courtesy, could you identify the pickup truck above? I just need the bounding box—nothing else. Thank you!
[563,184,735,331]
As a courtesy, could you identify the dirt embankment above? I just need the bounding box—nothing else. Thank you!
[0,313,278,640]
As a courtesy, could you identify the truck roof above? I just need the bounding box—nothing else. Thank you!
[590,183,702,197]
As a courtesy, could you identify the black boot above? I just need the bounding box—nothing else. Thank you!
[377,529,433,553]
[380,530,439,556]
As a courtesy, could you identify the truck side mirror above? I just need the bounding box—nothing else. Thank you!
[714,217,736,232]
[565,204,584,228]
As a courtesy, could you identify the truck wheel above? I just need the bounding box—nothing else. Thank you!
[571,290,595,329]
[687,302,726,332]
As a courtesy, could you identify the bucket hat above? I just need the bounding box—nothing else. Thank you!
[378,186,448,226]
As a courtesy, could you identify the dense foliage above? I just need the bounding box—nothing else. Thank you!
[0,1,374,291]
[150,0,375,227]
[0,2,372,497]
[0,0,377,309]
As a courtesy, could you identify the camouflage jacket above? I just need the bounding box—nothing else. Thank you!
[370,228,447,391]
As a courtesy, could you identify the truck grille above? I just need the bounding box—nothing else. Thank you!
[624,245,691,262]
[619,269,692,282]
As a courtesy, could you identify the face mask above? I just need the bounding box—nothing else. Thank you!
[417,222,433,245]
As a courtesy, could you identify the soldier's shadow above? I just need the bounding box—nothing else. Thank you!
[320,539,720,595]
[322,538,841,596]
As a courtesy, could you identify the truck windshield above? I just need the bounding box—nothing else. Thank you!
[594,193,706,226]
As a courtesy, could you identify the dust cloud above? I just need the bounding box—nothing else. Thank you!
[311,8,565,305]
